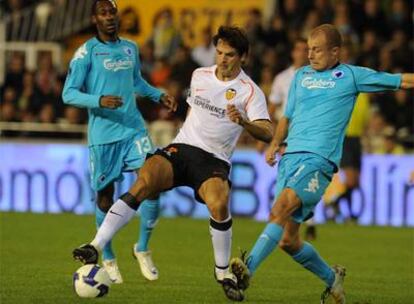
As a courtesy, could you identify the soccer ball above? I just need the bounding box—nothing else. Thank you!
[73,264,112,298]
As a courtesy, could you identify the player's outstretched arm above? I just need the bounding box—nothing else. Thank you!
[265,117,289,166]
[244,119,274,143]
[401,73,414,89]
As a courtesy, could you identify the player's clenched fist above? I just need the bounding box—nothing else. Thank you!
[99,95,123,109]
[227,104,245,125]
[265,143,280,166]
[160,94,178,112]
[265,142,286,166]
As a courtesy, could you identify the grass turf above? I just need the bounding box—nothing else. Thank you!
[0,212,413,304]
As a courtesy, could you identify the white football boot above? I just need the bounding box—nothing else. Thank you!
[102,259,123,284]
[132,244,159,281]
[215,268,244,302]
[321,265,346,304]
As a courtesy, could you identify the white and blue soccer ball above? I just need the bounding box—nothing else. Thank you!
[73,264,112,298]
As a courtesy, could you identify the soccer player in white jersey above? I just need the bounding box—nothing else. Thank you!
[72,26,273,301]
[230,24,414,303]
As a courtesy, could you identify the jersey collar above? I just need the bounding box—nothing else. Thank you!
[95,35,120,44]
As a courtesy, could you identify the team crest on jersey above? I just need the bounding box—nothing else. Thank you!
[123,46,133,56]
[332,70,344,79]
[225,88,237,101]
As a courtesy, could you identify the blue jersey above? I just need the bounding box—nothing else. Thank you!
[62,37,162,146]
[284,63,401,168]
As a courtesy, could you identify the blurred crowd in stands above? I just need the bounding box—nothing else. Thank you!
[1,0,413,153]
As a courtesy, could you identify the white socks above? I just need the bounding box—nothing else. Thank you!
[91,199,136,250]
[209,215,232,271]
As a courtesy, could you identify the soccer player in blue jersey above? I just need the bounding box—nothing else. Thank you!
[62,0,176,283]
[229,24,414,303]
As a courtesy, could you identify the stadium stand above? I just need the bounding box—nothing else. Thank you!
[1,0,413,151]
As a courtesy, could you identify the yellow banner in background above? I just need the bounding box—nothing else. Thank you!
[117,0,267,47]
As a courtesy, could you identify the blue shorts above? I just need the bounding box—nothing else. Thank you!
[274,152,335,223]
[89,130,154,191]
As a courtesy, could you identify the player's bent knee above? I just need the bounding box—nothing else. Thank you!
[133,177,157,200]
[285,189,301,205]
[208,203,229,221]
[279,237,301,254]
[269,202,293,223]
[206,194,229,205]
[270,191,301,222]
[278,239,292,252]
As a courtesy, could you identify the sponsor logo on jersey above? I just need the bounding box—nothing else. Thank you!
[95,52,110,56]
[332,70,344,79]
[225,88,237,101]
[301,77,336,89]
[194,95,226,118]
[123,46,133,56]
[103,58,133,71]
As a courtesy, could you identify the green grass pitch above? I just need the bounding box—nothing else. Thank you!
[0,212,413,304]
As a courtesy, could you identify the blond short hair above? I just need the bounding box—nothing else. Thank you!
[310,24,342,48]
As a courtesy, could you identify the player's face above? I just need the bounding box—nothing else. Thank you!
[292,41,308,67]
[92,1,119,38]
[307,34,339,71]
[215,39,245,79]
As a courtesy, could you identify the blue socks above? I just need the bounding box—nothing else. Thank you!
[247,223,284,275]
[247,224,335,288]
[291,242,335,287]
[95,207,115,261]
[136,199,160,252]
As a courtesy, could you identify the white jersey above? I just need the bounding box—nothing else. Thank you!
[173,65,270,163]
[268,66,295,119]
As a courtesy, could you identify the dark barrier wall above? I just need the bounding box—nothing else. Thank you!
[1,143,413,226]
